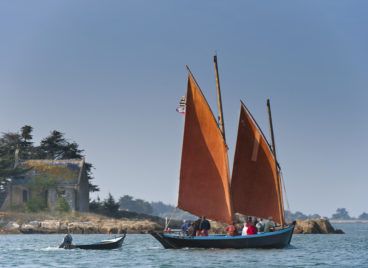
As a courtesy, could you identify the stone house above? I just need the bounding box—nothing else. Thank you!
[0,159,89,212]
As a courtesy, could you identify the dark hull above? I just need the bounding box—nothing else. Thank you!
[151,224,294,249]
[74,234,126,250]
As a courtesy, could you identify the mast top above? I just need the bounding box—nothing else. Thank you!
[213,54,226,143]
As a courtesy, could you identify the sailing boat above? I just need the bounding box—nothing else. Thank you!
[151,57,295,249]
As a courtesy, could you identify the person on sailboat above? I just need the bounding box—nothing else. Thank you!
[187,222,196,236]
[246,221,257,235]
[181,220,191,236]
[225,222,239,236]
[198,216,211,236]
[256,218,265,233]
[241,221,248,236]
[194,218,201,236]
[264,217,276,232]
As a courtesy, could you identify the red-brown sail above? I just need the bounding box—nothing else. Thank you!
[177,73,233,224]
[231,103,284,224]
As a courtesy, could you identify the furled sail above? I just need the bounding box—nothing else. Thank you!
[177,72,233,224]
[231,103,284,224]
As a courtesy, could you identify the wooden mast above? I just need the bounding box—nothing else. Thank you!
[266,99,285,226]
[213,54,226,142]
[213,55,233,222]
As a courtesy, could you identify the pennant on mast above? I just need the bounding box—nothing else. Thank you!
[177,71,233,224]
[231,102,285,224]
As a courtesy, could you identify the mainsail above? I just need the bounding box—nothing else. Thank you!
[177,72,233,224]
[231,102,285,224]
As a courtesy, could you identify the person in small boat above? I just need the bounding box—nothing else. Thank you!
[264,217,276,232]
[256,218,265,233]
[225,222,239,236]
[198,216,211,236]
[59,233,74,249]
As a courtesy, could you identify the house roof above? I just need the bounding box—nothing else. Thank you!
[14,159,85,186]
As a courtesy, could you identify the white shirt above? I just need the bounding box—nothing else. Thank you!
[241,226,248,236]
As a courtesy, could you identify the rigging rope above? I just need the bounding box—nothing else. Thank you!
[280,170,290,213]
[164,206,178,230]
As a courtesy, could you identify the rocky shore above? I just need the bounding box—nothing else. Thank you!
[0,212,343,234]
[293,219,344,234]
[0,212,162,234]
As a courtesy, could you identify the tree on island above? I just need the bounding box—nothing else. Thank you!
[36,130,99,192]
[19,125,34,159]
[0,158,28,184]
[331,208,351,220]
[91,194,195,220]
[284,210,321,221]
[0,132,29,185]
[119,195,153,215]
[103,193,120,216]
[89,194,122,217]
[358,212,368,220]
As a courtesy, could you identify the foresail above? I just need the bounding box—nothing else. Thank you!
[177,73,233,224]
[231,103,284,224]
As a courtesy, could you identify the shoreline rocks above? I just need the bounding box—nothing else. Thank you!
[0,212,164,234]
[294,219,344,234]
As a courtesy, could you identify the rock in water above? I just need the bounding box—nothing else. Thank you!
[294,219,344,234]
[20,221,41,234]
[3,221,20,233]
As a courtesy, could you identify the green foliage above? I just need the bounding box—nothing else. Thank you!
[84,162,99,192]
[0,157,28,179]
[24,175,56,212]
[55,196,70,212]
[20,125,33,159]
[35,130,84,161]
[0,132,22,157]
[150,201,195,220]
[89,194,122,217]
[89,196,102,213]
[118,195,194,220]
[26,196,47,212]
[103,193,120,216]
[21,125,33,143]
[119,195,153,215]
[28,174,57,192]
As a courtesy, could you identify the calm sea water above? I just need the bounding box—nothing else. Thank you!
[0,224,367,267]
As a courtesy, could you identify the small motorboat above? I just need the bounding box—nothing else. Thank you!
[60,233,126,250]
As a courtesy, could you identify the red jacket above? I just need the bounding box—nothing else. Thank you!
[247,225,257,235]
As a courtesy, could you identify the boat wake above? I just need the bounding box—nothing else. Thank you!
[41,246,63,251]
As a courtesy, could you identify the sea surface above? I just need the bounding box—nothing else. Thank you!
[0,223,367,267]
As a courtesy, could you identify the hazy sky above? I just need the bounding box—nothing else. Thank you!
[1,1,367,217]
